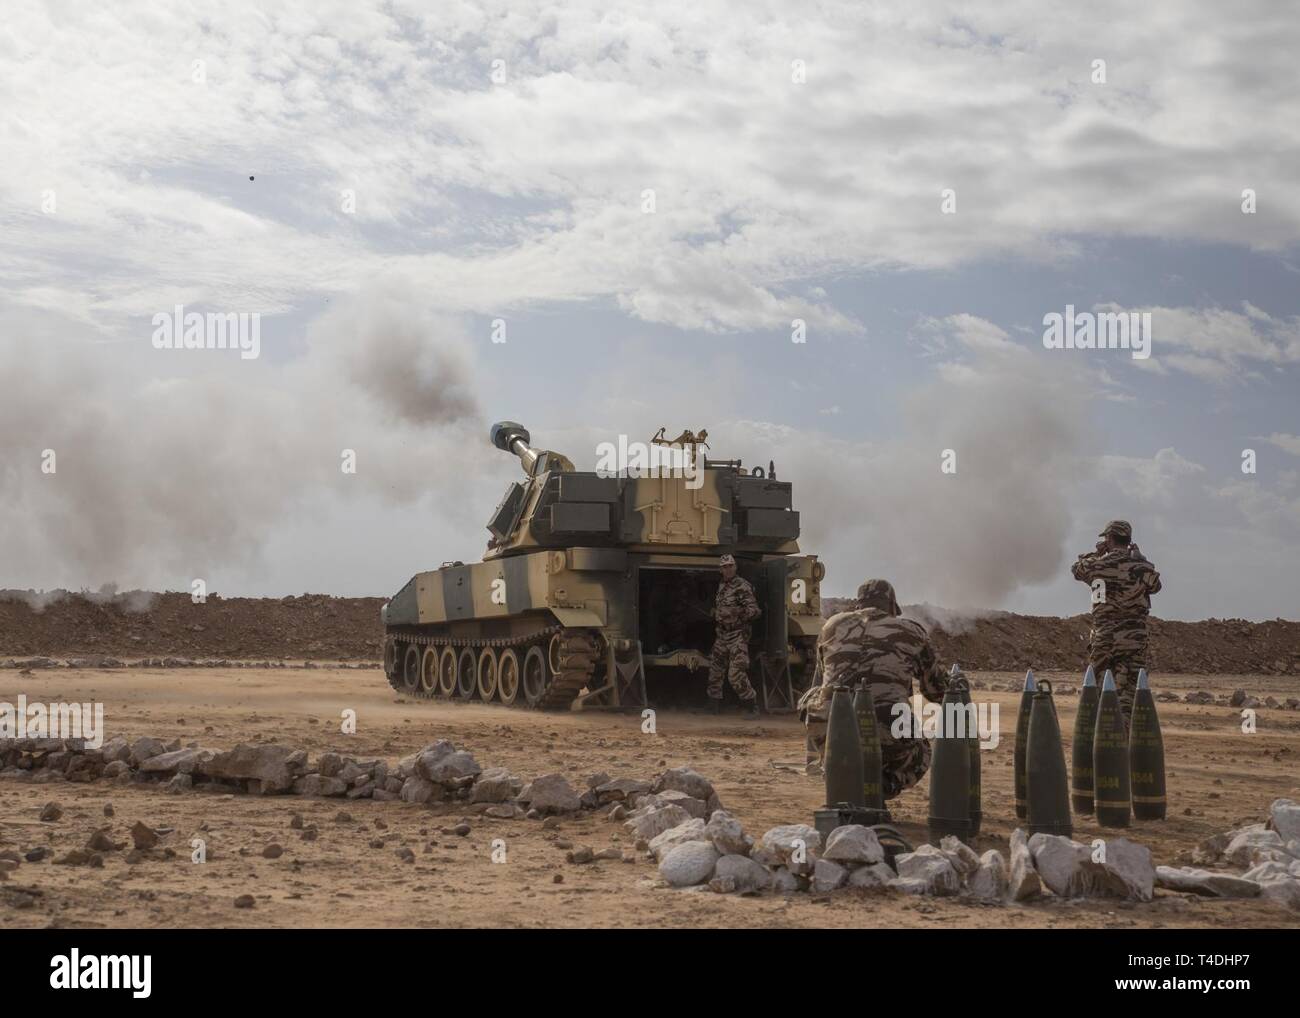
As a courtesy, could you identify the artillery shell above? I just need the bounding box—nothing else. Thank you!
[1129,669,1166,821]
[1013,668,1036,820]
[929,677,972,844]
[824,685,865,808]
[1092,670,1131,828]
[1071,664,1099,815]
[1026,679,1072,838]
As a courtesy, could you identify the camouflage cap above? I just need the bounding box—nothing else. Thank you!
[854,578,900,616]
[1099,520,1133,540]
[718,554,736,567]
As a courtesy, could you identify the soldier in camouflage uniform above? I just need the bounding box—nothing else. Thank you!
[1071,520,1162,730]
[797,579,947,797]
[707,554,761,719]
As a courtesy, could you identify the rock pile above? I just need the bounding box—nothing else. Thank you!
[6,735,1298,912]
[0,735,516,809]
[1164,798,1300,909]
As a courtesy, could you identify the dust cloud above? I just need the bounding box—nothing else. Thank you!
[0,288,482,591]
[739,342,1089,611]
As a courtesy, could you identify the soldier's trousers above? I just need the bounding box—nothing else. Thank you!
[708,630,755,702]
[804,717,933,799]
[1089,651,1143,731]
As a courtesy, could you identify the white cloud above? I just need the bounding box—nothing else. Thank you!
[1097,447,1205,504]
[1263,433,1300,456]
[3,1,1300,334]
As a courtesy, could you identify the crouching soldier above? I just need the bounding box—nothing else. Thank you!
[798,579,947,797]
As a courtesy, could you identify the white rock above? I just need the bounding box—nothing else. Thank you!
[293,774,349,797]
[940,835,981,877]
[470,767,523,803]
[705,810,751,856]
[625,804,693,841]
[128,737,166,767]
[648,819,708,861]
[421,750,481,784]
[138,748,207,775]
[1155,866,1261,898]
[518,773,581,814]
[968,850,1009,900]
[202,743,303,792]
[1242,865,1300,910]
[824,825,885,865]
[1028,835,1093,897]
[643,789,706,818]
[1009,828,1041,901]
[659,841,720,888]
[1099,838,1156,902]
[812,858,848,892]
[848,862,895,888]
[1225,828,1285,868]
[755,824,822,875]
[889,877,933,895]
[714,854,771,894]
[1269,798,1300,844]
[399,776,437,803]
[1029,834,1153,901]
[653,766,715,802]
[771,867,802,893]
[894,845,960,896]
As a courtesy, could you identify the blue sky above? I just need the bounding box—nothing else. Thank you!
[1,2,1297,620]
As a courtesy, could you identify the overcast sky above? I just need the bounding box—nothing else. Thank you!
[1,1,1297,621]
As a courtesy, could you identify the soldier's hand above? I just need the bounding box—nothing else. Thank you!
[1095,540,1107,553]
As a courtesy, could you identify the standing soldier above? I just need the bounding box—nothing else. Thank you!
[1071,520,1162,730]
[708,554,761,719]
[797,579,947,796]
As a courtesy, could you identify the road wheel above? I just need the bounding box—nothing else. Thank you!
[548,633,564,675]
[523,645,549,707]
[498,648,521,706]
[402,645,420,691]
[456,647,478,700]
[419,647,439,695]
[438,647,457,697]
[383,639,399,679]
[477,647,499,701]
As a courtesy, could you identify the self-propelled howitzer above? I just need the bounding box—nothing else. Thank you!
[380,422,824,712]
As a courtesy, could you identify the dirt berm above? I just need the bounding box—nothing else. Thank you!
[1,589,1297,675]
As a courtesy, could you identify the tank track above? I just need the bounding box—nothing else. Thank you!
[383,625,601,711]
[540,630,600,709]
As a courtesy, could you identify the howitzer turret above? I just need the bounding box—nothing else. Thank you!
[380,421,824,714]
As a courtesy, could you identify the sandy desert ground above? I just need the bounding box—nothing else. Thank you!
[2,665,1297,928]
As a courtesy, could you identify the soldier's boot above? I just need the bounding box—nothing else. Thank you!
[709,697,722,716]
[805,721,827,776]
[741,699,760,720]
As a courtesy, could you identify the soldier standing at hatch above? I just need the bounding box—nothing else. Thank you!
[798,579,947,796]
[1071,520,1162,730]
[708,554,761,719]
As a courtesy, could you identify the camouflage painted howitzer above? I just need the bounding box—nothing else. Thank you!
[380,422,824,712]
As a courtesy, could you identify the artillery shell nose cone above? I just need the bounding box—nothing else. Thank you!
[1023,669,1036,691]
[1083,664,1096,687]
[1137,668,1149,690]
[1102,670,1116,691]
